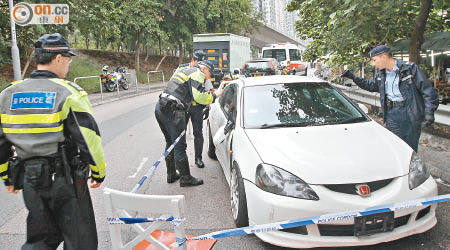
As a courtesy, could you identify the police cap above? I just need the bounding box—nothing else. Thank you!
[35,33,77,56]
[369,45,390,58]
[199,60,214,74]
[193,50,206,61]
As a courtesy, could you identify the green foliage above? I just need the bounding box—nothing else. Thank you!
[287,0,449,66]
[66,54,103,92]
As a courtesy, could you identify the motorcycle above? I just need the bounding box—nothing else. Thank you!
[100,66,129,92]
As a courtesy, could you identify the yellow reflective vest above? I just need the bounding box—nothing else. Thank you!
[0,70,106,184]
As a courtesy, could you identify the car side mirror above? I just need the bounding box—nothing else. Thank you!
[224,119,235,135]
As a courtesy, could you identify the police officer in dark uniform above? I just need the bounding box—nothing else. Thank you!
[0,33,106,249]
[341,45,439,152]
[155,60,221,187]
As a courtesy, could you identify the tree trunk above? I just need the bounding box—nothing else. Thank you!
[85,37,89,50]
[408,0,432,64]
[178,42,183,65]
[158,35,162,55]
[21,49,34,79]
[136,30,142,72]
[145,46,149,62]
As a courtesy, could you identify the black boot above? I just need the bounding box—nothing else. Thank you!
[176,158,203,187]
[195,157,205,168]
[166,153,179,183]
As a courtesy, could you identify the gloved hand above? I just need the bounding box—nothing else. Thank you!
[203,107,210,120]
[424,114,435,127]
[340,70,355,80]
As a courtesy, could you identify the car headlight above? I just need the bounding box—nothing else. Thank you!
[408,152,430,190]
[255,163,319,200]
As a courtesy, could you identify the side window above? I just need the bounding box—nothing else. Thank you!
[220,84,238,121]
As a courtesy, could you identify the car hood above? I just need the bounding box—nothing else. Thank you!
[245,121,413,184]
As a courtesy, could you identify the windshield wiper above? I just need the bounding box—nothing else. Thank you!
[259,122,313,129]
[331,116,367,124]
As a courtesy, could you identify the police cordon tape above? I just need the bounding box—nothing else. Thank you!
[130,130,186,193]
[167,193,448,247]
[107,216,185,226]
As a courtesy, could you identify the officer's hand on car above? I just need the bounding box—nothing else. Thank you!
[214,89,223,97]
[5,185,21,194]
[90,178,102,188]
[424,114,435,127]
[340,70,356,80]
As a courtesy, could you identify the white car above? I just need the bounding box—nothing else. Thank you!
[207,75,438,248]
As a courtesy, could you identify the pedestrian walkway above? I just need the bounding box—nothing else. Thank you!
[88,82,165,106]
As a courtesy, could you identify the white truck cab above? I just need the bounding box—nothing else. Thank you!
[261,43,307,76]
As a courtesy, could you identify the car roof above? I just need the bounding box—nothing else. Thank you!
[239,75,327,87]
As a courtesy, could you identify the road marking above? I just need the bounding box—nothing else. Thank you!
[128,157,149,178]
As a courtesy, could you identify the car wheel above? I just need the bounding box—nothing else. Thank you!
[207,122,217,159]
[230,161,249,227]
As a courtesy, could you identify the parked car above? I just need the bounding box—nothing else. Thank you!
[242,58,282,77]
[207,75,438,248]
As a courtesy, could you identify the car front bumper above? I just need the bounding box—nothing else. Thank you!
[244,176,438,248]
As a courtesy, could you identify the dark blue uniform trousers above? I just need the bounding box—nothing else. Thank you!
[385,106,421,152]
[154,102,188,163]
[185,104,205,159]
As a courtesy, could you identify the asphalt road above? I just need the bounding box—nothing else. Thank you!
[0,90,449,250]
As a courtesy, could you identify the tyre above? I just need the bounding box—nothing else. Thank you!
[207,122,217,159]
[120,79,129,90]
[230,161,248,227]
[104,81,116,92]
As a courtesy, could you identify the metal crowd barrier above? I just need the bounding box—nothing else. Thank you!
[74,75,103,102]
[332,83,450,126]
[147,70,166,90]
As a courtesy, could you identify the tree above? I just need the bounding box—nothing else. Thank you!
[205,0,261,35]
[287,0,450,66]
[120,0,161,71]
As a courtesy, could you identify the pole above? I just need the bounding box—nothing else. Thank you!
[9,0,22,81]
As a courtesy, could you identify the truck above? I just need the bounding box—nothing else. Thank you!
[193,33,251,86]
[261,42,308,76]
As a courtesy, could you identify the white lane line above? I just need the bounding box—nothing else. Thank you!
[128,157,149,178]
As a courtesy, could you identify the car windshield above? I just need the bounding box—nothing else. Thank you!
[243,82,367,128]
[245,61,271,70]
[262,49,286,62]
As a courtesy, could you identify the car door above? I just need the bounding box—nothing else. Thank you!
[213,84,238,176]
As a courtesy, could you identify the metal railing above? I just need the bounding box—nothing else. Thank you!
[332,83,450,126]
[74,75,103,102]
[147,70,166,90]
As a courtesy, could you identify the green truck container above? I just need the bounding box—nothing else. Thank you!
[193,33,251,85]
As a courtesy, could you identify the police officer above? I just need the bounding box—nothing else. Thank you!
[172,50,214,90]
[155,61,221,187]
[0,33,106,249]
[341,45,439,152]
[185,60,216,169]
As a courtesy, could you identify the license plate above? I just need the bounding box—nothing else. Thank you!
[253,74,262,77]
[354,211,394,236]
